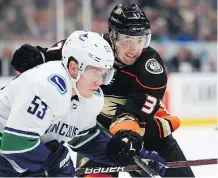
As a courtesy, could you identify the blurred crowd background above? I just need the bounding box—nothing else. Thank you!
[0,0,217,76]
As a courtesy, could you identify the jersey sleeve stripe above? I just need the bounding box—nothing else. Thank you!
[154,118,163,139]
[138,121,147,127]
[160,115,180,132]
[121,70,167,90]
[0,132,51,171]
[4,127,39,137]
[155,117,172,138]
[0,132,40,153]
[69,128,100,149]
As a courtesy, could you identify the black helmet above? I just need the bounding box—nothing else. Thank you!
[108,3,150,38]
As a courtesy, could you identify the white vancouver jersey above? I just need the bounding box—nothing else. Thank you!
[0,61,104,144]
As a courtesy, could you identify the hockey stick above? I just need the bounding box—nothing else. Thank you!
[75,158,218,175]
[96,121,161,178]
[167,158,218,168]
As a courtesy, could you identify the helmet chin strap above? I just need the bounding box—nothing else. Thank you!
[111,54,125,69]
[71,72,82,98]
[115,55,127,67]
[111,36,128,67]
[144,31,151,48]
[62,62,83,98]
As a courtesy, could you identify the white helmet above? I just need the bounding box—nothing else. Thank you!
[62,31,115,96]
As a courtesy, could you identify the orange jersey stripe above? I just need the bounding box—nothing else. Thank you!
[121,70,167,90]
[155,108,169,117]
[110,120,140,134]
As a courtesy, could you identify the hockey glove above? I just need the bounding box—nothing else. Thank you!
[42,141,75,177]
[106,130,143,165]
[11,44,45,73]
[140,149,167,176]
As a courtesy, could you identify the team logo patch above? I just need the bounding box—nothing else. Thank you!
[145,58,163,74]
[48,74,67,94]
[114,8,122,15]
[79,33,88,41]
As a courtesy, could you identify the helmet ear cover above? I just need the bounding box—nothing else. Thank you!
[110,29,119,43]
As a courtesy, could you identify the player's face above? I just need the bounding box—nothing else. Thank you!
[115,34,145,65]
[76,66,108,98]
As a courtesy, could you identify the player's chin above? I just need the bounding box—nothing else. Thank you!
[125,58,137,65]
[124,56,138,65]
[81,90,95,98]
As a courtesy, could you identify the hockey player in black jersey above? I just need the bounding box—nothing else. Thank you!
[11,3,194,177]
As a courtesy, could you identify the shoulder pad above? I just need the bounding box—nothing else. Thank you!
[48,74,67,94]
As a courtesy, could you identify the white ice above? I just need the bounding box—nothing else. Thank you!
[119,125,218,178]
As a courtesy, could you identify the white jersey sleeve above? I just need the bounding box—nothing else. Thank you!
[0,61,73,172]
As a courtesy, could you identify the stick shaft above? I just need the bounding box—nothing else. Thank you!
[167,158,218,168]
[75,158,218,175]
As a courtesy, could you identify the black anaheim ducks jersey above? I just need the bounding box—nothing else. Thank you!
[36,33,167,133]
[98,34,167,132]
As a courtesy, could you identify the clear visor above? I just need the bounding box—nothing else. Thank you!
[82,66,108,84]
[115,34,146,50]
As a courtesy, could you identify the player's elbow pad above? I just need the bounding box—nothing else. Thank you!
[163,115,180,131]
[155,115,180,138]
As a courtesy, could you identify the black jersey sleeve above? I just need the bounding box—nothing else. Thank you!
[11,40,65,73]
[42,40,66,62]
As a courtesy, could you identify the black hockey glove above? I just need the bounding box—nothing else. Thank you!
[11,44,45,73]
[106,130,143,165]
[42,141,75,177]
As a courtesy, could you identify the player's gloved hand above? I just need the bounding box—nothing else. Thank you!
[140,149,167,176]
[42,141,75,177]
[106,130,143,165]
[11,44,45,73]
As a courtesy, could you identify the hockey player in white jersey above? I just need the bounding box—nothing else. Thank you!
[0,31,115,176]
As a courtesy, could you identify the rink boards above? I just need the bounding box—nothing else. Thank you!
[164,73,217,126]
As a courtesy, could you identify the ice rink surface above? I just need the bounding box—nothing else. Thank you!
[119,125,218,178]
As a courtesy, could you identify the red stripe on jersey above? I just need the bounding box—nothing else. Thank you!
[154,118,163,139]
[121,70,167,90]
[138,122,147,127]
